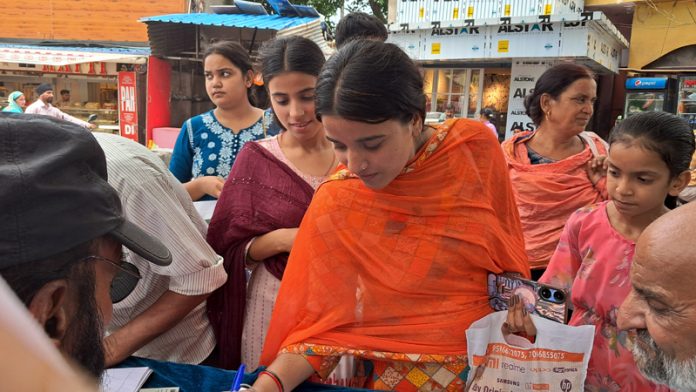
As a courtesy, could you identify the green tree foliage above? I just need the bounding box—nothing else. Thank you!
[292,0,387,24]
[346,0,387,23]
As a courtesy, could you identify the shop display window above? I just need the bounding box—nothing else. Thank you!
[678,76,696,130]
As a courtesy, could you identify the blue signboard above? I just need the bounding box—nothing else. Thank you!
[625,77,668,90]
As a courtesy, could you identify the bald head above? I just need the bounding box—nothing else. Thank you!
[618,202,696,390]
[638,201,696,278]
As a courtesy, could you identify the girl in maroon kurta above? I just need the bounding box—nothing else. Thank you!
[206,36,333,370]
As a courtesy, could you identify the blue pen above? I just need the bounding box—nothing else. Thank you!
[231,363,246,392]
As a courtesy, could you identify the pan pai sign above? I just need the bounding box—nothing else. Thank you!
[118,72,139,142]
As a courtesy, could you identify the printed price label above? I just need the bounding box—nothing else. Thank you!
[431,42,441,55]
[467,6,474,18]
[544,3,552,14]
[498,40,509,53]
[504,4,511,16]
[419,7,424,18]
[453,7,459,19]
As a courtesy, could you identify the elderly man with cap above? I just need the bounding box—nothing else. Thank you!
[25,83,95,129]
[0,113,171,377]
[618,201,696,392]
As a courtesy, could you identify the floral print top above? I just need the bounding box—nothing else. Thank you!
[540,202,673,392]
[169,108,280,185]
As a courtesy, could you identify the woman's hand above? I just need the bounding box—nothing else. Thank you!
[185,176,225,200]
[247,228,300,262]
[585,155,608,186]
[502,294,537,341]
[278,228,299,253]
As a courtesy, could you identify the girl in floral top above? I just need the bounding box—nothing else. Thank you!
[539,111,695,391]
[170,40,279,201]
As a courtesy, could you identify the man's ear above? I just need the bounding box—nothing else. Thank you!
[27,281,69,347]
[668,169,692,196]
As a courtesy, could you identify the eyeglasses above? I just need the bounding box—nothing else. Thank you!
[80,255,141,304]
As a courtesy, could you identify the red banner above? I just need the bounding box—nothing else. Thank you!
[118,71,139,142]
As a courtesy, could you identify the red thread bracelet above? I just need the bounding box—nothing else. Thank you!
[259,370,285,392]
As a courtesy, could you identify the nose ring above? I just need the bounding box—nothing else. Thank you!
[360,161,368,172]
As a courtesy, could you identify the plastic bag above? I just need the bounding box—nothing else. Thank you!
[466,311,594,392]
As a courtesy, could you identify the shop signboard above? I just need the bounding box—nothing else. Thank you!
[488,20,560,59]
[505,60,553,138]
[396,0,584,25]
[421,23,487,60]
[389,29,425,60]
[388,13,623,73]
[118,71,139,143]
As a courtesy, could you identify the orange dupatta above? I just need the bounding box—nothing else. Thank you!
[260,119,529,364]
[501,131,608,270]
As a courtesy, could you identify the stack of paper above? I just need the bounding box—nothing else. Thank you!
[101,367,153,392]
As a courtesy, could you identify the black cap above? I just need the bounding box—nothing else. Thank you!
[35,83,53,96]
[0,114,171,268]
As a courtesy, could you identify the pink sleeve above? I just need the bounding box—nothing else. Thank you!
[539,210,584,292]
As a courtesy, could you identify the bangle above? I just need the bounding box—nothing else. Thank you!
[259,370,285,392]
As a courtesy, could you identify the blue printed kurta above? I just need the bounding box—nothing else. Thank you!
[169,108,280,183]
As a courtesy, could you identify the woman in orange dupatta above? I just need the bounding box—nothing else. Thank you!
[501,63,608,275]
[251,40,529,392]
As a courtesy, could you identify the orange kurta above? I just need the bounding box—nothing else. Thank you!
[502,131,608,270]
[261,119,529,369]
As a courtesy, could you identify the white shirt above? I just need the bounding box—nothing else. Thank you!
[94,133,227,364]
[25,100,92,128]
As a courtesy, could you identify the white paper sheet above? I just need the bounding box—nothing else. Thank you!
[101,367,152,392]
[193,200,218,222]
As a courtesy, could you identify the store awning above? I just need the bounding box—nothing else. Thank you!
[0,44,150,66]
[140,13,331,58]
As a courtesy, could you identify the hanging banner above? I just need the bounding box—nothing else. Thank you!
[118,71,139,143]
[505,60,553,139]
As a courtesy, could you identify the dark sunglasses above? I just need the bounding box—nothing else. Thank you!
[81,255,141,303]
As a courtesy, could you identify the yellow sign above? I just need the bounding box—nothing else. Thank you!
[467,6,474,18]
[431,43,441,55]
[453,7,459,19]
[419,7,424,18]
[544,3,552,15]
[498,40,509,53]
[504,4,511,16]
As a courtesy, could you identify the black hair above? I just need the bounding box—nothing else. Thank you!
[316,40,425,125]
[202,40,259,106]
[258,36,325,85]
[524,63,595,125]
[609,111,695,209]
[60,89,70,95]
[334,12,388,49]
[0,239,98,306]
[480,108,495,122]
[258,36,326,128]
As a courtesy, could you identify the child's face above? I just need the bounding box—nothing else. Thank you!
[607,142,680,218]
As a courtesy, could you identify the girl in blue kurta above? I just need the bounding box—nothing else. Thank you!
[170,41,279,201]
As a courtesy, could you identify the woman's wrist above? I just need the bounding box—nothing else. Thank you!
[257,370,285,392]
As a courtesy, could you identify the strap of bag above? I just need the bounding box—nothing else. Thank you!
[579,131,608,158]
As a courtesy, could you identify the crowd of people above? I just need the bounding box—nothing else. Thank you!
[2,10,696,392]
